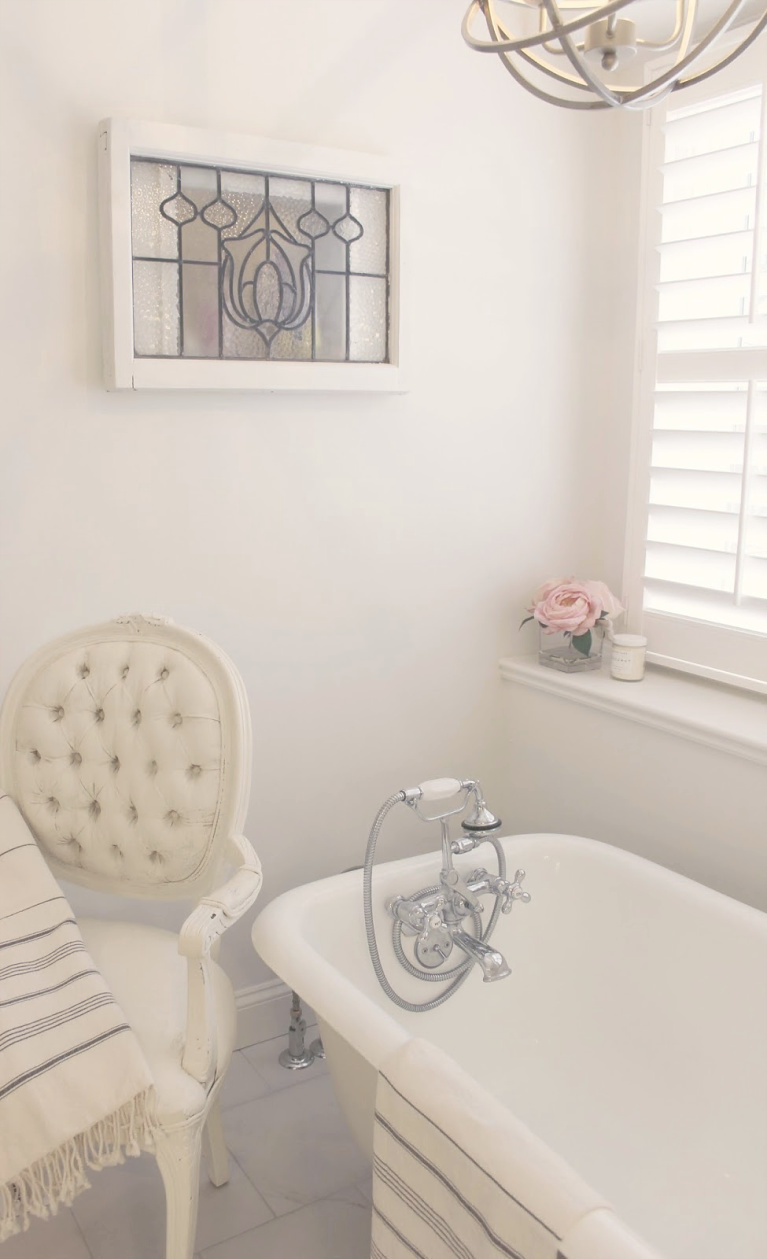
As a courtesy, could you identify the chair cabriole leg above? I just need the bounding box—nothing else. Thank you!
[202,1098,230,1187]
[155,1123,203,1259]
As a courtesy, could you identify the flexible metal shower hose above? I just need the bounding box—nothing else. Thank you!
[362,793,507,1013]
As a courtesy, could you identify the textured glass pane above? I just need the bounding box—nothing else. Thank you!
[313,183,347,272]
[133,260,179,356]
[180,165,219,263]
[130,160,391,364]
[271,322,312,360]
[315,272,346,361]
[349,187,387,275]
[182,263,219,357]
[130,161,178,259]
[348,276,387,362]
[221,317,268,359]
[269,177,312,242]
[220,170,265,238]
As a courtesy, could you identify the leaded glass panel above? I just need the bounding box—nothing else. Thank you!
[129,158,390,363]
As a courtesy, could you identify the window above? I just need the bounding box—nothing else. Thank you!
[130,160,389,364]
[99,120,404,392]
[626,61,767,693]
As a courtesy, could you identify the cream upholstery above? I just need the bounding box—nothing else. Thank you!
[78,918,237,1123]
[12,640,223,888]
[0,615,261,1259]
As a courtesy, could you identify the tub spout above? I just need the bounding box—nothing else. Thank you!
[450,930,511,982]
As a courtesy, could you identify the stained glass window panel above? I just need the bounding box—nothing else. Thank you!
[130,162,178,259]
[315,272,347,361]
[349,187,388,276]
[132,259,179,356]
[312,183,348,274]
[129,158,390,363]
[180,165,219,263]
[181,263,219,357]
[348,276,387,363]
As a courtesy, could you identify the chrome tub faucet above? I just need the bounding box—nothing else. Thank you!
[383,778,531,985]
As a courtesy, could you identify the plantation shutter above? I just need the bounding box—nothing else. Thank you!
[632,73,767,691]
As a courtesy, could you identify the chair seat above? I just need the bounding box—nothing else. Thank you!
[78,917,236,1125]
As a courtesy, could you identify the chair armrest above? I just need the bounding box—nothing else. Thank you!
[178,834,263,1085]
[179,834,263,960]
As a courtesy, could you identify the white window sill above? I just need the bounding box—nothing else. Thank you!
[499,655,767,767]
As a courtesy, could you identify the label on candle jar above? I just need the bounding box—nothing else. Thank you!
[610,634,647,682]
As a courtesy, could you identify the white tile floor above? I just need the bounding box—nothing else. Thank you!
[3,1028,373,1259]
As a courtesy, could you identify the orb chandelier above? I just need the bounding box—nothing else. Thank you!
[461,1,767,110]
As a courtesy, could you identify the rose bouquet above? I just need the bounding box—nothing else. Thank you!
[522,578,623,657]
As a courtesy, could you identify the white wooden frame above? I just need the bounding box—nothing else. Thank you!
[98,118,406,392]
[622,42,767,695]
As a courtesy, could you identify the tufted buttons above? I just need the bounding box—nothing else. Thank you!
[11,635,226,888]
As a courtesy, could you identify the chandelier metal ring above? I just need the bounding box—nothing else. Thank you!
[462,0,767,110]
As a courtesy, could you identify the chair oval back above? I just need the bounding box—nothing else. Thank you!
[0,615,252,900]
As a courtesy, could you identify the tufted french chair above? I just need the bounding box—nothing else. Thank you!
[0,614,262,1259]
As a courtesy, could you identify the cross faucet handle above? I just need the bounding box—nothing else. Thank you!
[496,868,531,914]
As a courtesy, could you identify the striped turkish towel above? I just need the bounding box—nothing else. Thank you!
[371,1038,607,1259]
[0,793,157,1240]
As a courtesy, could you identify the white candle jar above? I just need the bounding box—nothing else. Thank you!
[610,633,647,681]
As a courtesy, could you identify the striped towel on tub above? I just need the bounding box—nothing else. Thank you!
[371,1037,607,1259]
[0,794,157,1240]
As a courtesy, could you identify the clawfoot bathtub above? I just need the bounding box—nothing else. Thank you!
[252,833,767,1259]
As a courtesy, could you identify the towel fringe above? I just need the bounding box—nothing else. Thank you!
[0,1088,159,1241]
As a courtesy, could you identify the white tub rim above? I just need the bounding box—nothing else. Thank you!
[250,830,764,1071]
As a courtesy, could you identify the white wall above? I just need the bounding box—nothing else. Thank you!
[501,679,767,913]
[0,0,633,992]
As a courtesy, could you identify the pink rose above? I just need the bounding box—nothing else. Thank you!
[527,577,622,636]
[581,580,624,620]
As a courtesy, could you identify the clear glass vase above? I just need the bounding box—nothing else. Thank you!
[538,625,603,672]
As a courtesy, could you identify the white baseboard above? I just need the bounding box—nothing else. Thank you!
[235,978,316,1050]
